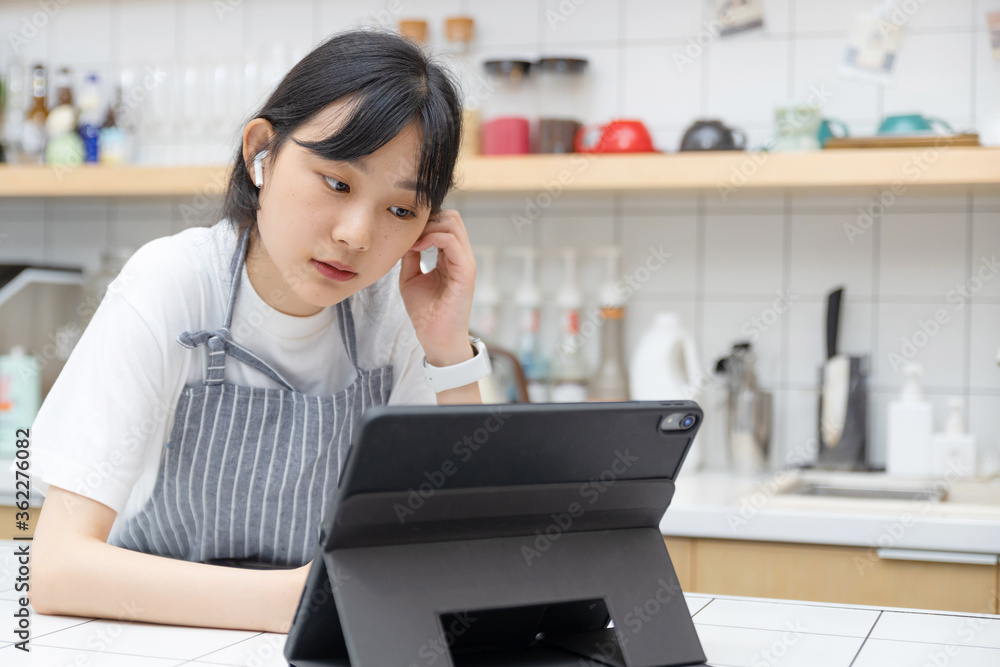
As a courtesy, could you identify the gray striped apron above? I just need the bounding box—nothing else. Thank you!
[108,225,393,566]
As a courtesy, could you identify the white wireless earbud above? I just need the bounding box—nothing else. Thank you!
[253,149,269,188]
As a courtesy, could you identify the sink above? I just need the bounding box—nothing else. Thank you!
[780,480,947,502]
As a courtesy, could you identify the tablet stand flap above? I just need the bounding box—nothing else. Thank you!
[322,527,706,667]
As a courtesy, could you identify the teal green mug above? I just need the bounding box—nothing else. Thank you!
[877,114,953,136]
[817,118,849,147]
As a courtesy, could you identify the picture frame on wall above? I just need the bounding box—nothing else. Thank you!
[713,0,765,37]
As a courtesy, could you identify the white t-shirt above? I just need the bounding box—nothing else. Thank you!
[25,219,436,535]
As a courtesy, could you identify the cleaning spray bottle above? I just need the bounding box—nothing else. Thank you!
[930,397,977,478]
[471,246,504,404]
[589,246,628,401]
[549,248,588,402]
[509,247,548,402]
[886,362,934,478]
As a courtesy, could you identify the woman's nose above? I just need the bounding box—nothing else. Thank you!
[332,207,374,252]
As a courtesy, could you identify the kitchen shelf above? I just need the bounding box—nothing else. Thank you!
[1,148,998,197]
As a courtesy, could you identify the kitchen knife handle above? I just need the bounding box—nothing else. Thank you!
[826,287,843,359]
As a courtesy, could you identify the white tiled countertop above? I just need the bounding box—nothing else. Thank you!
[2,541,1000,667]
[660,471,1000,555]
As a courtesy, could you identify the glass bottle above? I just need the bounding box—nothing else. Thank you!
[2,60,26,163]
[99,86,129,164]
[588,246,628,401]
[588,305,628,401]
[22,64,48,164]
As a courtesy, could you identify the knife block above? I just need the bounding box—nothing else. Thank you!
[816,355,869,470]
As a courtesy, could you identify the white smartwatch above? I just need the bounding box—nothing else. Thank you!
[421,336,492,393]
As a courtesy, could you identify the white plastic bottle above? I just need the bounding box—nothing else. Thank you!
[629,312,702,470]
[930,397,977,479]
[0,346,41,459]
[886,363,934,478]
[628,312,699,400]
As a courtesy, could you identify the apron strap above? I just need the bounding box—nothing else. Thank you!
[222,225,252,331]
[336,298,363,373]
[177,224,366,391]
[177,329,296,392]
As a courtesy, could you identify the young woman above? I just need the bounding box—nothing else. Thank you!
[28,29,487,634]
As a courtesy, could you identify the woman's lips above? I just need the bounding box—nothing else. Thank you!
[312,259,357,282]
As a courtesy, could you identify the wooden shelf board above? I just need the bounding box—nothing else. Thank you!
[0,148,997,197]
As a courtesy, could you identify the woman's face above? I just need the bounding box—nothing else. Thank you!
[245,103,431,317]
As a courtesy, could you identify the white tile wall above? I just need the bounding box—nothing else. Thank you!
[0,0,997,468]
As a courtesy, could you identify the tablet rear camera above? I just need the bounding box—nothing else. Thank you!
[659,413,698,432]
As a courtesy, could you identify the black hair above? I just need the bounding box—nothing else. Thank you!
[220,28,462,240]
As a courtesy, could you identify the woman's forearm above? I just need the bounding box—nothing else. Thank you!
[30,538,308,633]
[435,380,483,405]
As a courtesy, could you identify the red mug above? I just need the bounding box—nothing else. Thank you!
[575,119,657,153]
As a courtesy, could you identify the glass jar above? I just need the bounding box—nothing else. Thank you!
[443,16,480,158]
[536,57,589,153]
[480,60,532,155]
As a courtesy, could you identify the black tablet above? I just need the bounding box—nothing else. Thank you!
[285,400,704,667]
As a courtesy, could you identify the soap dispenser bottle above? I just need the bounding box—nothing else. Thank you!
[549,248,588,403]
[509,247,548,402]
[886,362,934,478]
[930,397,977,478]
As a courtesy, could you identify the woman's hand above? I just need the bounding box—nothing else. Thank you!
[399,209,477,367]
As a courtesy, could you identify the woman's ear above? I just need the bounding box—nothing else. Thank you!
[242,118,276,183]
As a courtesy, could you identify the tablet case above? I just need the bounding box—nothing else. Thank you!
[284,401,707,667]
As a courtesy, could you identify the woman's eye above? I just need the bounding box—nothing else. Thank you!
[324,176,350,192]
[389,206,415,219]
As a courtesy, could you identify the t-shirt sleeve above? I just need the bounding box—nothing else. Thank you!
[28,244,186,515]
[386,311,437,406]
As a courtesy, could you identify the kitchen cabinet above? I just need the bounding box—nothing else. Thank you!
[664,536,999,614]
[0,505,37,542]
[1,148,998,197]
